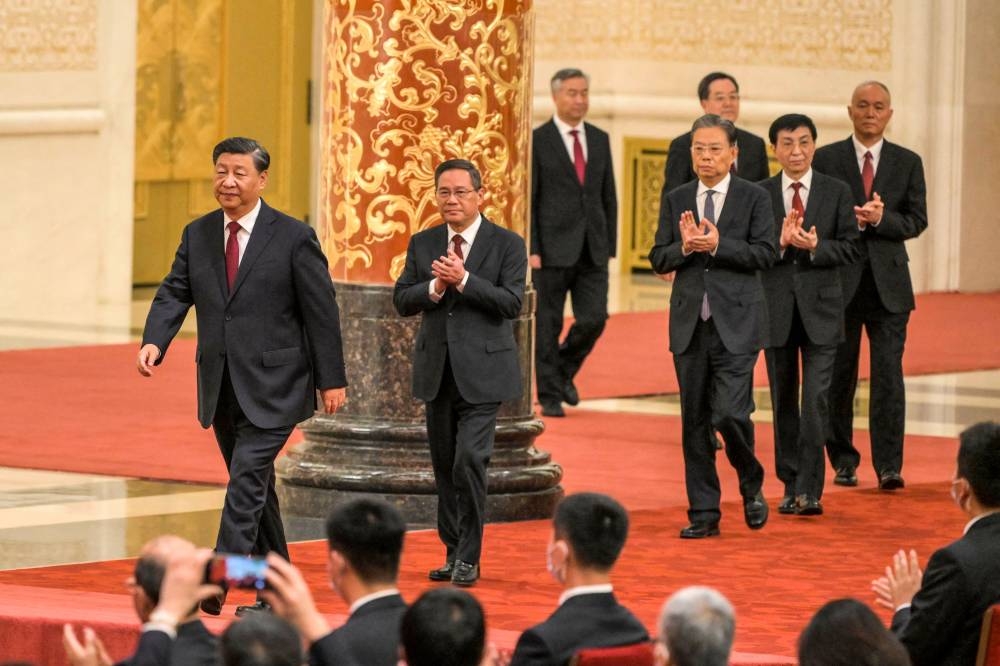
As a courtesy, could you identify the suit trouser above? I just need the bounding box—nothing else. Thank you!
[674,318,764,524]
[533,256,609,405]
[765,305,838,499]
[826,267,909,475]
[426,357,499,565]
[212,366,292,560]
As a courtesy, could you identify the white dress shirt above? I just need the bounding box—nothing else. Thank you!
[852,135,884,175]
[429,213,482,300]
[223,197,262,264]
[552,115,588,163]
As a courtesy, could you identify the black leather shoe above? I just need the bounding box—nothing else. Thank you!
[743,492,769,530]
[795,495,824,516]
[777,496,797,514]
[428,561,454,582]
[879,471,905,491]
[451,560,479,586]
[562,379,580,406]
[200,590,226,616]
[234,600,271,617]
[540,401,565,417]
[679,521,720,539]
[833,466,858,487]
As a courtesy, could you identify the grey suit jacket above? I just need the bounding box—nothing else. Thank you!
[758,171,860,347]
[142,199,347,429]
[530,119,617,266]
[812,137,927,313]
[650,177,776,355]
[393,217,527,404]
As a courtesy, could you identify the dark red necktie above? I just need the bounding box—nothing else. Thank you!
[569,129,586,185]
[862,151,874,200]
[451,234,464,260]
[791,182,805,216]
[226,221,241,291]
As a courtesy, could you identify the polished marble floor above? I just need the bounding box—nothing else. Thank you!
[0,274,996,570]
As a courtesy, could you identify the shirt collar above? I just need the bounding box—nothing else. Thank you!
[225,197,262,235]
[449,214,483,246]
[964,509,1000,535]
[558,583,613,606]
[552,115,584,137]
[348,588,400,615]
[852,134,884,162]
[698,172,732,196]
[782,168,813,191]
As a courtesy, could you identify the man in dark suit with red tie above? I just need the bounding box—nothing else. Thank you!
[394,159,527,587]
[758,114,859,516]
[137,137,347,616]
[531,68,617,418]
[813,82,928,491]
[650,115,776,539]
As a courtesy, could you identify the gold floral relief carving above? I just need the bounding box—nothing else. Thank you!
[320,0,533,284]
[0,0,97,71]
[535,0,891,70]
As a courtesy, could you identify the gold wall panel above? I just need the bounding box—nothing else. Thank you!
[536,0,891,70]
[319,0,534,284]
[0,0,98,71]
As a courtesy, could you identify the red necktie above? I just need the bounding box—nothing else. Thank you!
[791,182,805,216]
[569,129,586,185]
[862,151,874,200]
[451,234,464,260]
[226,221,241,291]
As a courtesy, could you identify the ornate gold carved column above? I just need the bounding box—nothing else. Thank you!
[278,0,563,533]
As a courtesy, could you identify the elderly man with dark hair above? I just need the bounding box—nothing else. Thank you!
[654,586,734,666]
[400,588,489,666]
[509,492,648,665]
[872,421,1000,665]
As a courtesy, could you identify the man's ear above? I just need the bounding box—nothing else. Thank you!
[653,639,670,666]
[551,539,570,567]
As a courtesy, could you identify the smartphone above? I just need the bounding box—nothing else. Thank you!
[205,554,268,590]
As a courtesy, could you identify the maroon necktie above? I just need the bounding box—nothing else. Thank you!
[451,234,464,260]
[862,151,874,200]
[569,129,586,185]
[226,221,241,291]
[791,182,805,216]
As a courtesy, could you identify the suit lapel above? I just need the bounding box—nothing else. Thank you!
[544,119,581,186]
[838,137,867,203]
[766,174,784,220]
[229,199,277,301]
[871,140,896,197]
[583,122,601,186]
[206,210,228,298]
[803,174,825,230]
[716,179,744,231]
[464,217,493,275]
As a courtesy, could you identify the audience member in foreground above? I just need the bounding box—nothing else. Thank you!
[872,421,1000,666]
[400,588,495,666]
[509,492,648,665]
[798,598,910,666]
[219,612,302,666]
[654,586,734,666]
[262,498,407,666]
[63,535,218,666]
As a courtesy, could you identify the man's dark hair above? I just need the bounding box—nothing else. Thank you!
[553,492,629,570]
[220,612,302,666]
[325,498,406,584]
[697,72,739,101]
[691,114,737,146]
[798,598,911,666]
[434,159,482,190]
[401,588,485,666]
[212,137,270,172]
[768,113,818,145]
[133,555,165,605]
[958,421,1000,507]
[550,67,589,94]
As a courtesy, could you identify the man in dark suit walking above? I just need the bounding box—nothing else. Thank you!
[394,159,527,587]
[531,68,617,418]
[262,498,407,666]
[136,137,347,616]
[662,72,769,195]
[814,81,928,491]
[650,115,776,539]
[509,493,648,665]
[872,421,1000,666]
[759,114,859,516]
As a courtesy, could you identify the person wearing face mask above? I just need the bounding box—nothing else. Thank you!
[509,493,648,665]
[261,498,407,666]
[871,421,1000,666]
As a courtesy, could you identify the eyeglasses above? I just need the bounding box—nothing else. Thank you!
[709,93,740,103]
[691,144,728,156]
[436,188,477,200]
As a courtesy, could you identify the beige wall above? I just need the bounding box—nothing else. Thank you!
[0,0,137,345]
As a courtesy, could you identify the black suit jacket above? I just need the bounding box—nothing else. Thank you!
[664,127,769,194]
[509,592,649,666]
[891,512,1000,666]
[142,199,347,429]
[649,177,776,355]
[812,137,927,313]
[531,119,617,266]
[393,217,526,404]
[758,171,860,347]
[308,594,406,666]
